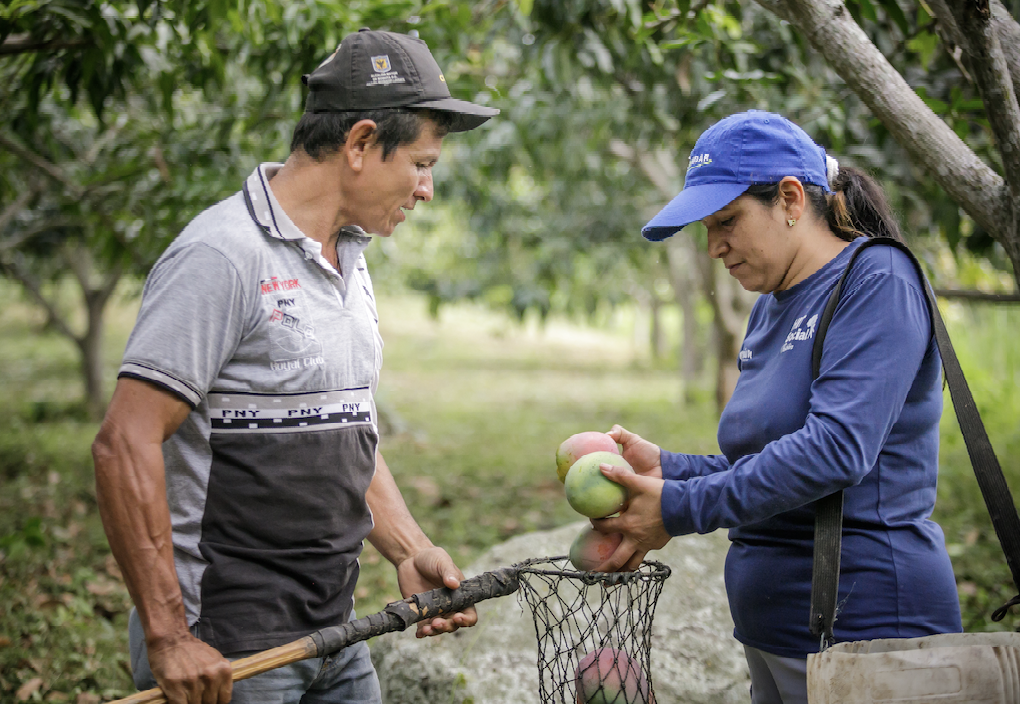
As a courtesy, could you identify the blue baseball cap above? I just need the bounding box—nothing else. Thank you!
[642,110,831,241]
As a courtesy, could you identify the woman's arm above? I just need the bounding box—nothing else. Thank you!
[662,267,933,535]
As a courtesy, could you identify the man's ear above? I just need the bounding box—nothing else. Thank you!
[345,119,378,171]
[778,176,806,223]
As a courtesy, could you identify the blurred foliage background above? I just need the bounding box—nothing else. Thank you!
[2,0,1020,701]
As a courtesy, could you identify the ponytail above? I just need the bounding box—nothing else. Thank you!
[826,166,902,243]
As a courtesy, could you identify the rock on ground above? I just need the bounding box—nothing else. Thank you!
[370,522,750,703]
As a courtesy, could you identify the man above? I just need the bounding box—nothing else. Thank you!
[92,29,498,704]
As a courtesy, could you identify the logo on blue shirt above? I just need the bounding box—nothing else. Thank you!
[781,314,817,352]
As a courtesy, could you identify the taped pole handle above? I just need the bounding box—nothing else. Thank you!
[109,565,521,704]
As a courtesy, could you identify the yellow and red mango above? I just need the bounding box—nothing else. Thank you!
[569,525,623,572]
[564,452,630,518]
[574,647,651,704]
[556,431,620,483]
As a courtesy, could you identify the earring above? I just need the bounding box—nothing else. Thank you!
[787,218,797,227]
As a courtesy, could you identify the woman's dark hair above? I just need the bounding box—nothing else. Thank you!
[290,108,456,161]
[744,166,902,242]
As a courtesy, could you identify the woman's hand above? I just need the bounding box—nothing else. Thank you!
[591,461,671,572]
[607,425,663,480]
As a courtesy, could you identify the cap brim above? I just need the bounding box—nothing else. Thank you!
[642,182,750,241]
[411,97,499,132]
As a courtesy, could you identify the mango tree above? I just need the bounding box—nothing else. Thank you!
[0,0,493,419]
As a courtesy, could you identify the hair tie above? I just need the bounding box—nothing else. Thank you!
[826,155,840,188]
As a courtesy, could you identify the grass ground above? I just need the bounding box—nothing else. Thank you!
[1,281,1018,703]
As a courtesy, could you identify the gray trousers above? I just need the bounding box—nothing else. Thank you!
[743,645,809,704]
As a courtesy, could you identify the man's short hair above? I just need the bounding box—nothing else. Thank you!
[290,108,456,161]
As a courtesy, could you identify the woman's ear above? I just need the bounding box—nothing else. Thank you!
[778,176,806,224]
[344,119,378,171]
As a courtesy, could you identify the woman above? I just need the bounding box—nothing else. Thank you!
[594,110,962,704]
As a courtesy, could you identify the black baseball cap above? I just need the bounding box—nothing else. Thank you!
[302,28,499,132]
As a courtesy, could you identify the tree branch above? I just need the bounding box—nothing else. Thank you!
[0,181,40,235]
[0,34,87,56]
[63,246,94,297]
[934,288,1020,302]
[0,132,84,197]
[644,1,712,30]
[927,0,1020,118]
[924,0,975,84]
[607,139,681,200]
[753,0,1011,253]
[0,254,80,343]
[0,219,78,254]
[990,0,1020,102]
[99,262,124,304]
[948,1,1020,198]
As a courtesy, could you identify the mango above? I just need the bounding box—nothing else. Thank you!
[556,432,620,483]
[564,452,630,518]
[574,647,651,704]
[569,525,623,572]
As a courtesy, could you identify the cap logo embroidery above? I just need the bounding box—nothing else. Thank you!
[689,153,713,169]
[366,54,406,87]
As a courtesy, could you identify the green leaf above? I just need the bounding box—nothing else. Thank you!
[907,31,939,67]
[879,0,910,36]
[658,37,700,51]
[921,96,948,114]
[514,0,534,18]
[848,0,881,23]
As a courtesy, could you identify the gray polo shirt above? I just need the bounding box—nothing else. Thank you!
[119,163,383,654]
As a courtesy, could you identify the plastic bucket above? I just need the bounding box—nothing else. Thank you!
[807,633,1020,703]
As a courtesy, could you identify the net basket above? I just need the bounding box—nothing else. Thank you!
[516,556,671,704]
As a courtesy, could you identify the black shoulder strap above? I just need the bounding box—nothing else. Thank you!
[808,237,1020,649]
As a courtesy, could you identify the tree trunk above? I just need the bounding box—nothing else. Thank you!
[78,301,107,422]
[648,295,666,361]
[665,235,705,405]
[700,256,755,414]
[66,246,123,421]
[714,314,742,414]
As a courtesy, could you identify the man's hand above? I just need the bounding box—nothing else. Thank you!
[607,425,663,479]
[591,461,671,573]
[395,547,478,638]
[147,634,233,704]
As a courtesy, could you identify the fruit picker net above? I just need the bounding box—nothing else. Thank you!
[516,556,671,704]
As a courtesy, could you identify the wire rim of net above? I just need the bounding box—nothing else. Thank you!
[515,555,671,586]
[514,556,671,704]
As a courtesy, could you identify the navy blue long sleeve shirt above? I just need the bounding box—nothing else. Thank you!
[660,238,962,657]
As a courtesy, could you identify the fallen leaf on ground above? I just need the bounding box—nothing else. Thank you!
[16,678,43,701]
[85,579,120,596]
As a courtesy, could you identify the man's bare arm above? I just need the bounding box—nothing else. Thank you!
[93,378,232,704]
[366,450,477,637]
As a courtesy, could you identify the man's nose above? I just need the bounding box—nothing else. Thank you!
[415,171,433,202]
